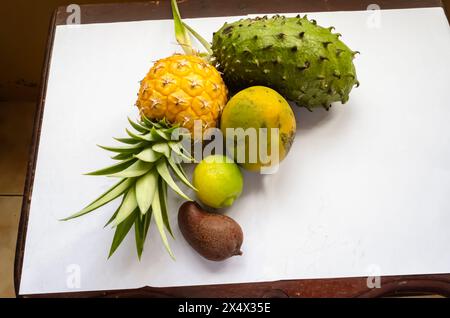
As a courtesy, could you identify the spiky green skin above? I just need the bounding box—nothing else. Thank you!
[212,15,359,110]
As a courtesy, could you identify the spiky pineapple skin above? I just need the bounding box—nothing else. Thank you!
[136,54,228,131]
[212,15,359,110]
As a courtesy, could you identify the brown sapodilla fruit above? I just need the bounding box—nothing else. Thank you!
[178,201,243,261]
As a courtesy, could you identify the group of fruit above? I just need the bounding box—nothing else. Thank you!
[63,0,358,262]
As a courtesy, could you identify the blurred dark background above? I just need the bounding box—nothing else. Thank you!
[1,0,157,101]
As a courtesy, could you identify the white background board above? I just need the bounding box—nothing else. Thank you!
[20,8,450,294]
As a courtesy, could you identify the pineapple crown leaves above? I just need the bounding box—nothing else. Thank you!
[61,117,196,260]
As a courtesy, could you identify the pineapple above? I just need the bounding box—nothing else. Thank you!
[63,54,228,259]
[137,54,227,133]
[62,0,229,260]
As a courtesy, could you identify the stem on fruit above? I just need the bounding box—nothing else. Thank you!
[171,0,193,55]
[182,22,213,55]
[171,0,213,57]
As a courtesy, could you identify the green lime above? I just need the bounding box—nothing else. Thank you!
[193,155,244,209]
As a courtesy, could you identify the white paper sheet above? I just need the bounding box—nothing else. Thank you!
[20,8,450,294]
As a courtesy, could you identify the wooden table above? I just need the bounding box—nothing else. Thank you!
[15,0,450,298]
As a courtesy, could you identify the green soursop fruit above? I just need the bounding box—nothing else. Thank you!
[211,15,359,110]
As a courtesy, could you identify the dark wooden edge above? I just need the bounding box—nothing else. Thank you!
[14,0,450,298]
[54,0,445,25]
[18,274,450,298]
[13,9,58,297]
